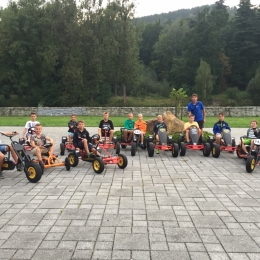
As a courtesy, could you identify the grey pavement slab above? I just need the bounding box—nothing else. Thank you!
[0,126,260,259]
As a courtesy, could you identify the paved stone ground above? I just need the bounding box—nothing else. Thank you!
[0,126,260,260]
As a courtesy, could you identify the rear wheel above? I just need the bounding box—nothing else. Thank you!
[117,154,128,169]
[93,157,105,174]
[68,153,79,167]
[203,143,211,157]
[179,142,186,156]
[232,138,236,147]
[65,157,70,171]
[148,143,154,157]
[212,143,220,158]
[246,155,256,173]
[172,143,179,157]
[236,145,244,158]
[24,162,42,183]
[60,143,65,155]
[131,142,137,156]
[115,142,120,154]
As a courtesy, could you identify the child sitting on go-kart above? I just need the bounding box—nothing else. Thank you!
[134,114,147,148]
[68,114,77,144]
[73,120,100,157]
[153,115,167,154]
[184,114,201,144]
[30,124,54,169]
[123,112,135,142]
[0,131,19,174]
[213,113,231,145]
[98,112,114,142]
[240,120,259,156]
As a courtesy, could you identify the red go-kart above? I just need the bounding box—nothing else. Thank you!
[99,126,120,154]
[60,136,75,155]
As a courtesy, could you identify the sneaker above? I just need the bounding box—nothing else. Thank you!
[156,149,159,154]
[99,140,103,144]
[140,143,144,148]
[26,141,31,146]
[16,163,23,171]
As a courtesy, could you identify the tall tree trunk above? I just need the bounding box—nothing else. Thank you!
[114,83,118,96]
[123,84,126,104]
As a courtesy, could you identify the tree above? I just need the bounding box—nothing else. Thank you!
[247,67,260,105]
[194,59,215,102]
[169,87,187,119]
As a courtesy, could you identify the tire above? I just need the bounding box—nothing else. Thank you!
[131,142,137,156]
[232,138,236,147]
[246,155,256,173]
[92,157,105,174]
[121,144,127,149]
[148,143,154,157]
[212,143,220,158]
[172,143,179,158]
[236,145,243,158]
[60,143,65,156]
[117,154,128,169]
[179,142,186,156]
[203,143,211,157]
[24,162,42,183]
[178,136,183,149]
[65,157,70,171]
[68,153,79,167]
[115,142,120,154]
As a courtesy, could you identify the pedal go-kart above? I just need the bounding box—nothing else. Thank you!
[178,126,211,157]
[236,135,251,160]
[68,134,128,174]
[147,128,179,157]
[207,129,236,158]
[33,143,71,172]
[1,132,43,183]
[100,126,120,155]
[246,139,260,173]
[120,128,147,156]
[60,136,75,155]
[19,127,36,152]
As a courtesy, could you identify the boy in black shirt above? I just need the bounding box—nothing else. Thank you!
[73,120,100,157]
[68,114,77,144]
[153,115,167,142]
[98,112,114,142]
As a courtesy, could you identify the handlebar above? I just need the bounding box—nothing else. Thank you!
[1,131,19,138]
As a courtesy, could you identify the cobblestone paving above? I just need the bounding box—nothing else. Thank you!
[0,126,260,259]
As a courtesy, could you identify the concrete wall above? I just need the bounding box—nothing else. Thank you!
[0,106,260,117]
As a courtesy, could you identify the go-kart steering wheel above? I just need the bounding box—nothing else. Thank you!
[91,134,100,143]
[43,143,53,148]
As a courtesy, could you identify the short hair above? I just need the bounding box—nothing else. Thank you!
[35,123,42,127]
[191,94,198,98]
[128,112,133,115]
[31,112,36,115]
[138,114,143,117]
[219,112,224,116]
[77,120,84,125]
[251,120,258,124]
[71,113,76,117]
[189,114,195,118]
[103,111,109,115]
[157,115,162,119]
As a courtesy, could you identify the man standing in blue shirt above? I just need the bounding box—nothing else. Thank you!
[187,94,206,135]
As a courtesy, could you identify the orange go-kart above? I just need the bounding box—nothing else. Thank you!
[68,134,128,174]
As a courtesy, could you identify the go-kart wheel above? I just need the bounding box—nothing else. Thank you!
[92,157,104,174]
[131,142,137,156]
[121,144,127,149]
[178,136,184,149]
[232,138,236,147]
[24,162,42,183]
[68,153,79,167]
[246,155,256,173]
[203,143,211,157]
[236,145,244,158]
[115,142,120,154]
[117,154,128,169]
[65,157,70,171]
[172,143,179,158]
[212,143,220,158]
[148,143,154,157]
[179,142,186,156]
[61,136,67,144]
[60,143,65,156]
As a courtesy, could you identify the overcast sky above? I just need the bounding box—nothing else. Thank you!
[0,0,259,17]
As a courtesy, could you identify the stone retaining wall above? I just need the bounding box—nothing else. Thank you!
[0,106,260,117]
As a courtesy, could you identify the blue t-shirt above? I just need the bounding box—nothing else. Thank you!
[187,101,204,122]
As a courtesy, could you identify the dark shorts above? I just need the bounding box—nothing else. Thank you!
[197,121,204,129]
[76,141,93,151]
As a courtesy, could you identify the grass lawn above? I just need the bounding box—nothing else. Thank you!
[0,116,257,128]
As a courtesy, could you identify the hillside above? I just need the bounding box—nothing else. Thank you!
[134,5,237,24]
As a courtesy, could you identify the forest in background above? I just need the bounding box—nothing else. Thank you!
[0,0,260,107]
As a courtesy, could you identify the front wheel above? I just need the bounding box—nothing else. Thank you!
[131,142,137,156]
[172,143,179,158]
[203,143,211,157]
[68,152,79,167]
[115,142,120,154]
[60,143,65,156]
[148,143,154,157]
[180,142,186,156]
[246,155,256,173]
[117,154,128,169]
[65,157,70,171]
[24,162,42,183]
[93,157,105,174]
[212,143,220,158]
[236,145,243,158]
